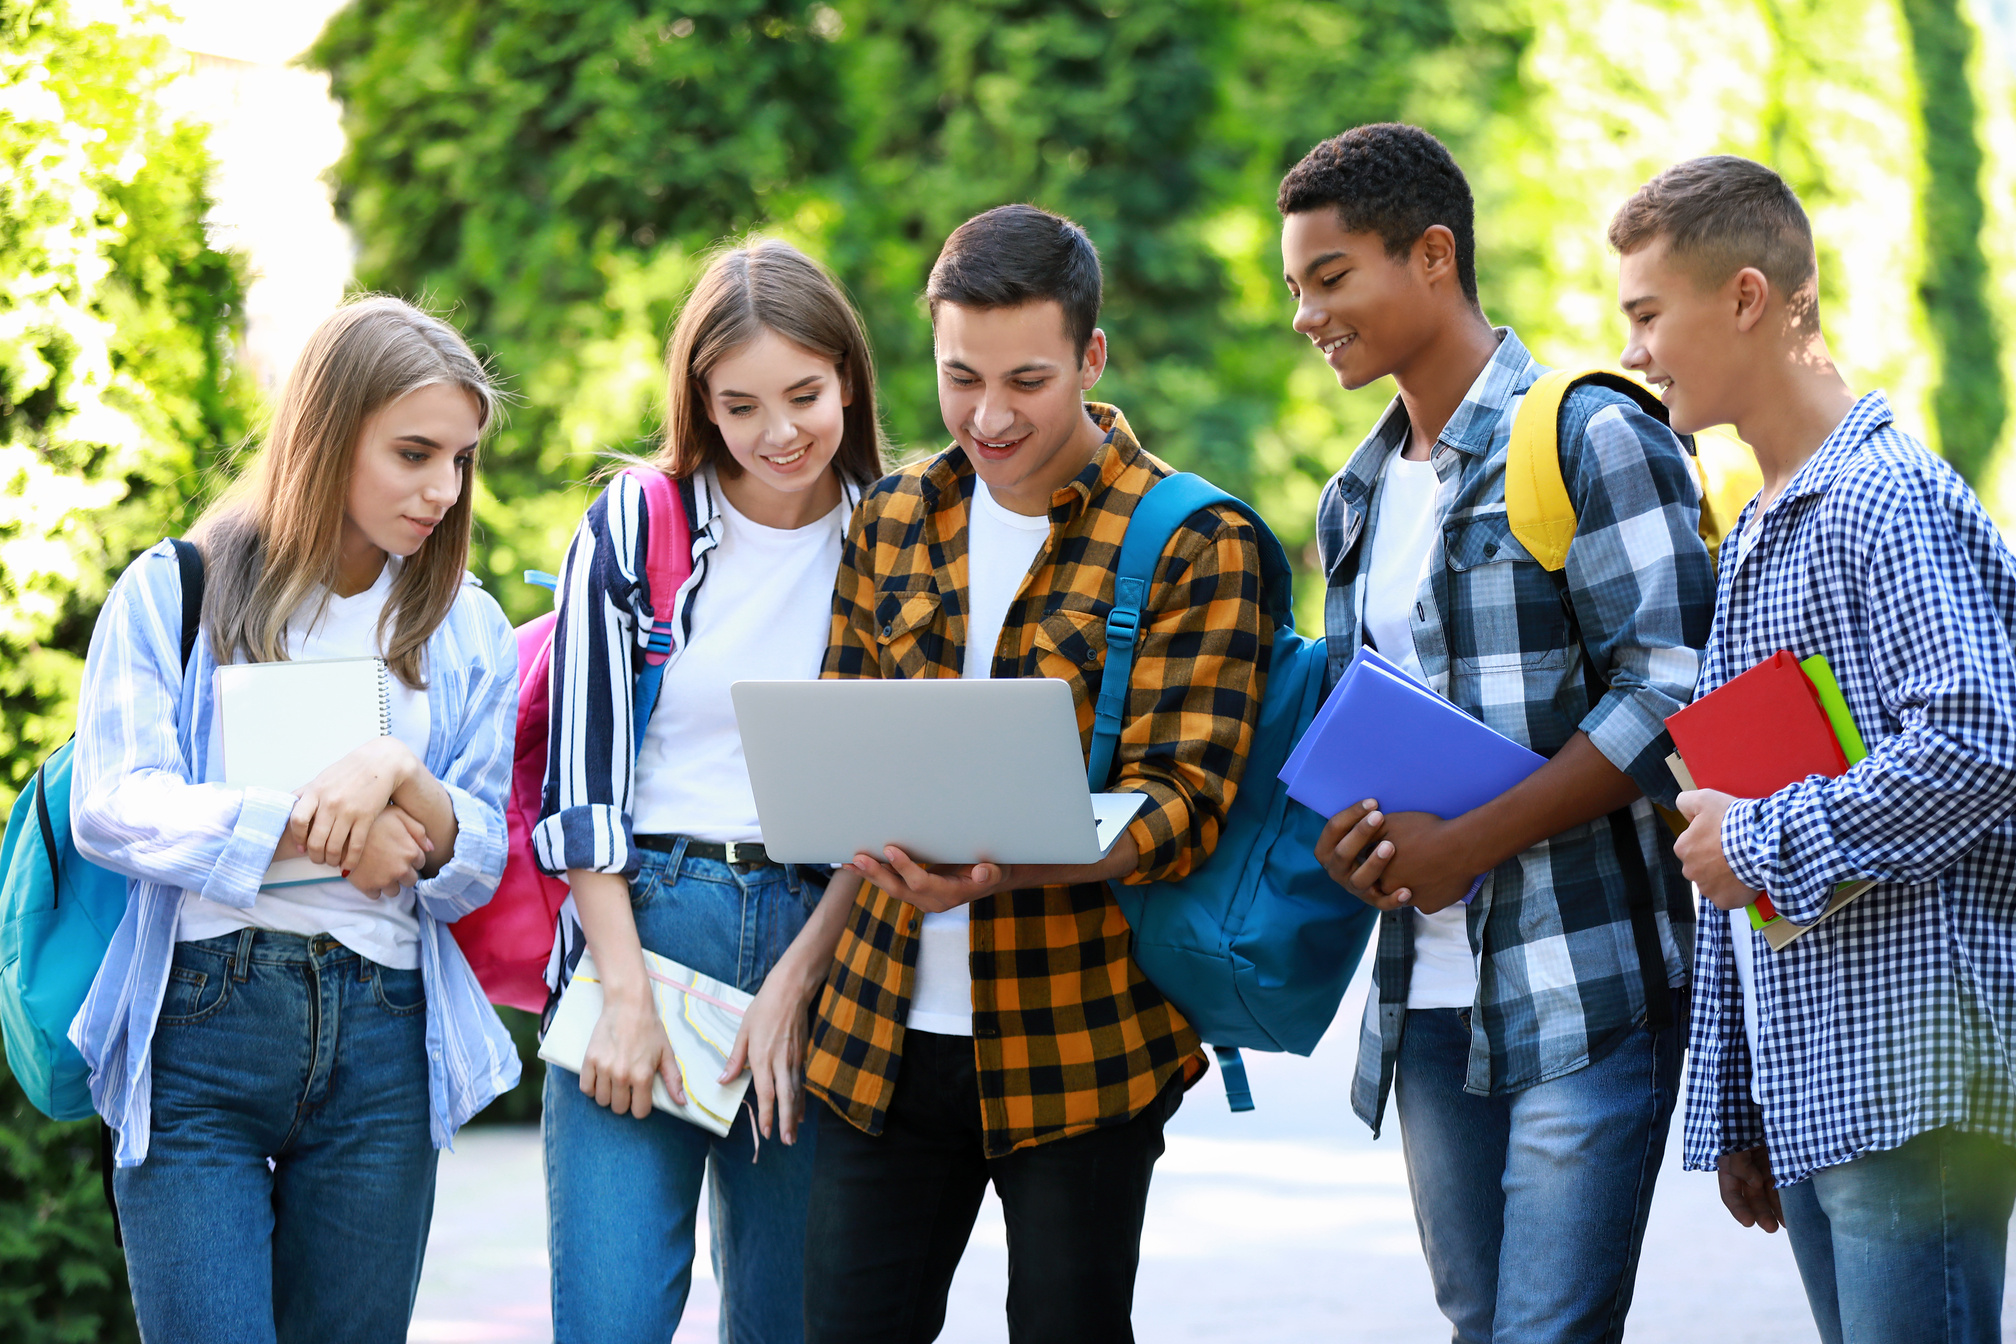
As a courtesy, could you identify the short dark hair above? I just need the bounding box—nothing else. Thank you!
[926,204,1103,359]
[1608,156,1816,296]
[1276,123,1479,304]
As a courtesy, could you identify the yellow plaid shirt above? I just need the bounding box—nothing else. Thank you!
[805,403,1269,1156]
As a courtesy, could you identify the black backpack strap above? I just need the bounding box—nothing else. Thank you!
[169,538,204,671]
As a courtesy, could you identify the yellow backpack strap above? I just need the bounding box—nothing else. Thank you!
[1506,368,1673,572]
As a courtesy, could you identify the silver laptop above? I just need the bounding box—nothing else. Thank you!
[730,679,1149,865]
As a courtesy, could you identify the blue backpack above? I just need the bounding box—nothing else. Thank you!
[0,539,204,1120]
[1087,474,1375,1110]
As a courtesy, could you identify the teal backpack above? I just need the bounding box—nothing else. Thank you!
[1086,474,1376,1110]
[0,539,204,1121]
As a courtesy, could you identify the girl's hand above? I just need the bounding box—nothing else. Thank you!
[346,805,432,898]
[581,987,687,1119]
[720,973,814,1145]
[288,737,419,873]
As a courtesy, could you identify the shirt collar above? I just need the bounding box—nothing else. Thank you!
[1336,327,1535,503]
[918,401,1137,526]
[1777,391,1895,504]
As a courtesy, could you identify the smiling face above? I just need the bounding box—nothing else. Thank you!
[1617,240,1757,435]
[341,381,480,584]
[702,326,851,522]
[933,299,1109,516]
[1281,209,1446,391]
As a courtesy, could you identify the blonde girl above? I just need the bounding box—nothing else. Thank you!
[533,240,882,1343]
[71,297,521,1343]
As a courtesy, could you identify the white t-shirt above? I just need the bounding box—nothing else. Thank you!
[1362,452,1478,1010]
[178,558,431,969]
[633,486,847,841]
[907,479,1051,1037]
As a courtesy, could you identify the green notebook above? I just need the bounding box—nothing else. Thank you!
[1744,654,1871,936]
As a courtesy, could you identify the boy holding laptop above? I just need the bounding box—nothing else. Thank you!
[1615,156,2016,1343]
[798,204,1268,1344]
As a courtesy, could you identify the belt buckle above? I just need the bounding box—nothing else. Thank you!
[723,841,742,866]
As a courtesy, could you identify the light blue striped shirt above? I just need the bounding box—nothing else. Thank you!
[69,540,522,1166]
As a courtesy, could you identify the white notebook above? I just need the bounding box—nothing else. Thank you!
[538,949,755,1137]
[214,656,392,889]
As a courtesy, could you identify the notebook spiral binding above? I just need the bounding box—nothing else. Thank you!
[375,658,392,736]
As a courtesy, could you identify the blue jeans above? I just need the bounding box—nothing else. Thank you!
[1393,1006,1682,1344]
[1781,1126,2016,1344]
[114,929,438,1344]
[545,846,822,1344]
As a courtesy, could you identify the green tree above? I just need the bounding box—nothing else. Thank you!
[0,2,251,1334]
[0,0,255,813]
[1899,0,2007,482]
[310,0,850,624]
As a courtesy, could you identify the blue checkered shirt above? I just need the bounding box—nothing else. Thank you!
[1683,392,2016,1187]
[1315,330,1716,1133]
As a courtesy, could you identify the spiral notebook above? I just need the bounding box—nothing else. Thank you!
[214,656,392,889]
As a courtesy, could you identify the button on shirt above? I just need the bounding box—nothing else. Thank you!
[1683,392,2016,1187]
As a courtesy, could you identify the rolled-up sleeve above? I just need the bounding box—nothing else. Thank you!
[1561,401,1717,805]
[532,479,649,878]
[414,598,517,922]
[1116,506,1268,884]
[72,548,295,909]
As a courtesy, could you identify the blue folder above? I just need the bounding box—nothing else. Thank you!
[1279,646,1547,821]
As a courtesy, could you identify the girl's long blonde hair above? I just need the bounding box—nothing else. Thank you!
[192,296,498,689]
[652,239,886,489]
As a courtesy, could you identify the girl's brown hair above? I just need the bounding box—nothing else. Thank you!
[652,239,886,489]
[191,296,498,689]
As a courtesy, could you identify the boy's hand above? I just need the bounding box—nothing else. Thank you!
[1674,789,1763,910]
[850,846,1009,913]
[345,805,433,898]
[1716,1144,1784,1232]
[1364,812,1481,913]
[1315,800,1411,911]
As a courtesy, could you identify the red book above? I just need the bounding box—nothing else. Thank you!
[1665,650,1850,925]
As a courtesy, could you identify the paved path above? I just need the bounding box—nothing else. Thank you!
[410,965,2014,1341]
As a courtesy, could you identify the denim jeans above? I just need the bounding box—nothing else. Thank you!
[545,845,821,1344]
[1780,1126,2016,1344]
[802,1029,1184,1344]
[1393,1006,1682,1344]
[114,929,438,1344]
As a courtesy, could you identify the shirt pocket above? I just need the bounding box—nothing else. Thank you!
[1442,515,1571,675]
[1031,603,1108,710]
[873,583,943,677]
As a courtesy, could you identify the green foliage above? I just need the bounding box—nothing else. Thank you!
[0,0,255,813]
[1899,0,2007,482]
[0,1052,134,1344]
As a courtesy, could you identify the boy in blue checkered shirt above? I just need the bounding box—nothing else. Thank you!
[1283,124,1715,1343]
[1615,155,2016,1344]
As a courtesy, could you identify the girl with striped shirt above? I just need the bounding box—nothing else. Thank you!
[532,240,882,1344]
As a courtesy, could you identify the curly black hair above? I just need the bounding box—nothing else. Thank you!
[1277,123,1479,304]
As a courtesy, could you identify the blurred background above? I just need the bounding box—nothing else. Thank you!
[4,0,2016,1338]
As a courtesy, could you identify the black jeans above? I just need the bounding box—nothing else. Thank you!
[802,1029,1183,1344]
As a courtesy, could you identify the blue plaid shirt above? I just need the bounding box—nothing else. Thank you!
[1684,392,2016,1187]
[1314,330,1715,1132]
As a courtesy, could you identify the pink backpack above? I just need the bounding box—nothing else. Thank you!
[452,467,692,1012]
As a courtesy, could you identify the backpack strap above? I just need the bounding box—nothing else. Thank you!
[169,538,205,670]
[1085,472,1295,791]
[1506,369,1681,572]
[623,467,694,752]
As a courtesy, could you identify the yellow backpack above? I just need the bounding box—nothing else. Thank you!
[1505,368,1761,572]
